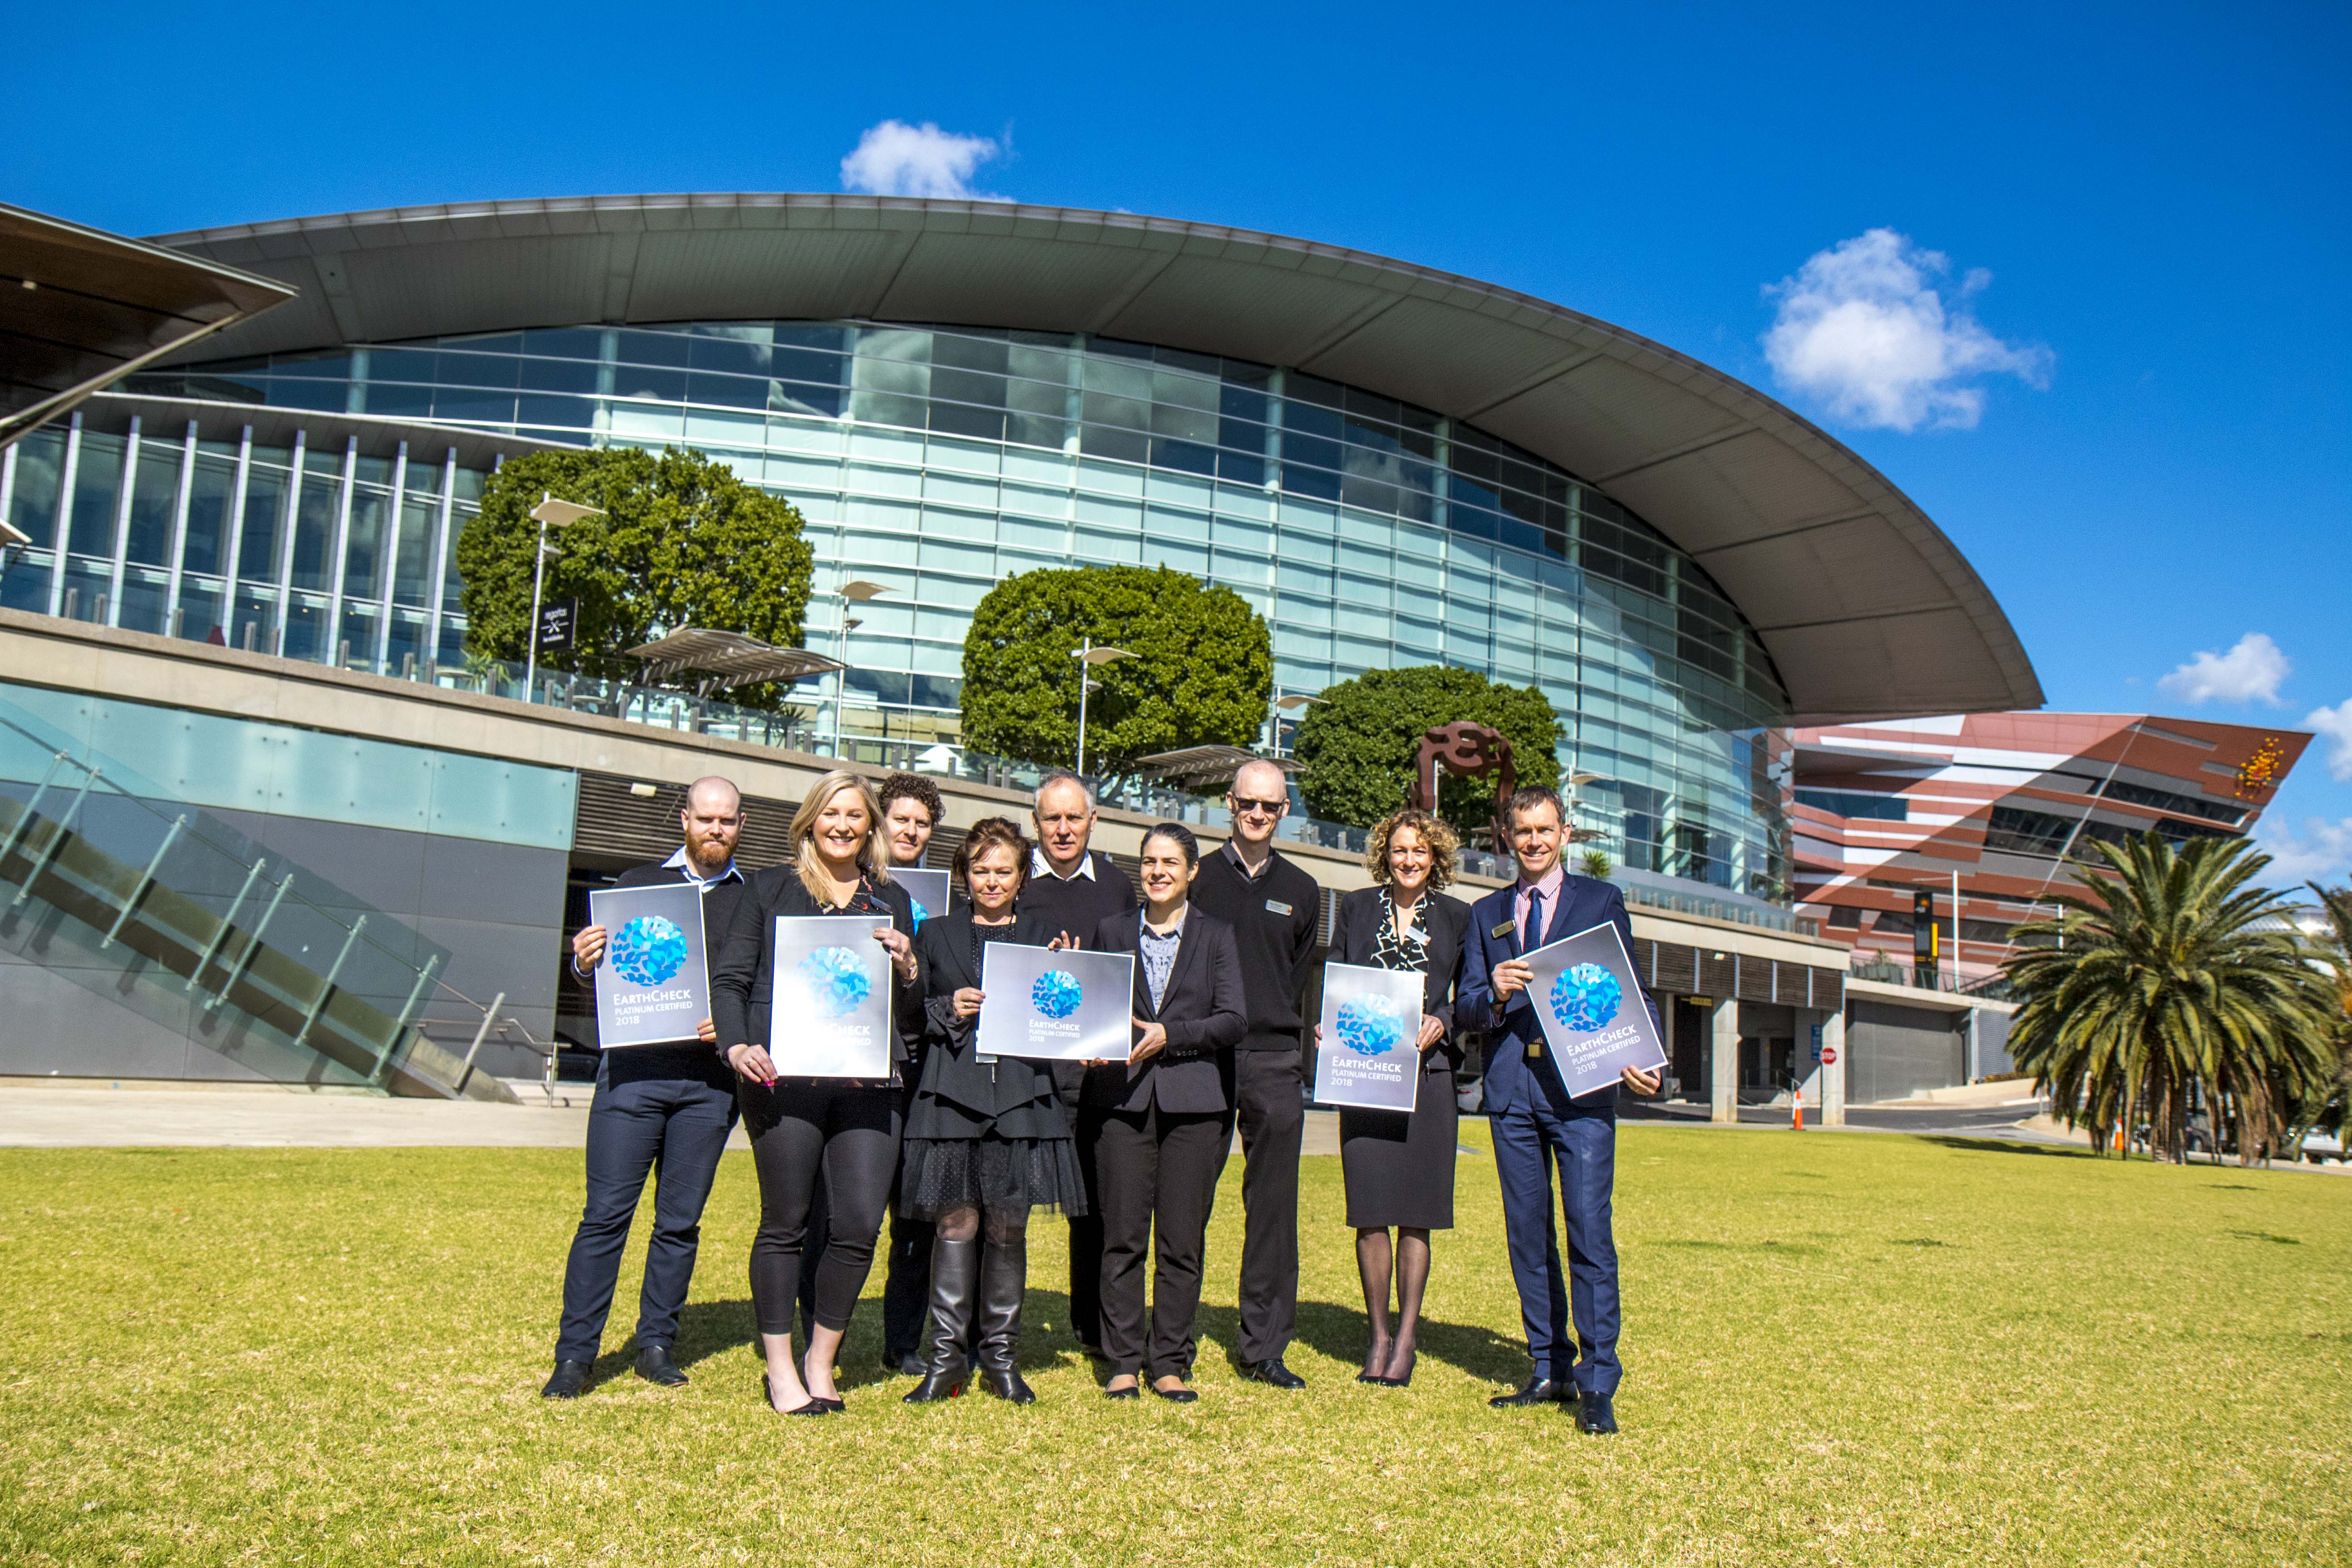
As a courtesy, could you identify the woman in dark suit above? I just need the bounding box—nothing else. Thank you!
[899,816,1087,1405]
[1328,807,1471,1387]
[1085,822,1247,1404]
[710,769,921,1417]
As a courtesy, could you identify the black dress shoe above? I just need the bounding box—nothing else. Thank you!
[1151,1382,1200,1404]
[1490,1377,1568,1408]
[887,1350,926,1377]
[634,1345,687,1387]
[1240,1357,1306,1390]
[1573,1391,1618,1434]
[1103,1383,1141,1401]
[761,1375,828,1416]
[541,1360,593,1399]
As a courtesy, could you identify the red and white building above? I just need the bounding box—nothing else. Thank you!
[1792,713,2310,987]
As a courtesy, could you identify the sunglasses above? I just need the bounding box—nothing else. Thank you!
[1230,796,1288,816]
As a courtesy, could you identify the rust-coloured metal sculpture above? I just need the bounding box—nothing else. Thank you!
[1407,721,1517,848]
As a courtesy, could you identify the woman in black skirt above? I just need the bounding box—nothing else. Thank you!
[710,770,921,1417]
[1328,808,1470,1387]
[899,817,1088,1404]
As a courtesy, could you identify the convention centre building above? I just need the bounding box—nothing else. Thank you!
[0,193,2062,1113]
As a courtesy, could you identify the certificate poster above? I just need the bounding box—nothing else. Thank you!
[1521,920,1668,1098]
[976,942,1135,1062]
[1313,961,1424,1112]
[768,915,894,1078]
[588,883,710,1048]
[894,868,951,929]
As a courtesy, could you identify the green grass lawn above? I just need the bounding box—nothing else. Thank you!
[2,1124,2345,1566]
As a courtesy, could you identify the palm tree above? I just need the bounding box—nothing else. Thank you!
[2302,882,2352,1143]
[2002,833,2337,1163]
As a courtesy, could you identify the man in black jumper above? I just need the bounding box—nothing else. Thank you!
[1015,770,1139,1357]
[1190,758,1320,1389]
[544,775,748,1398]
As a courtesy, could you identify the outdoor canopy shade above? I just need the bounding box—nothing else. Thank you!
[625,627,847,687]
[0,204,295,451]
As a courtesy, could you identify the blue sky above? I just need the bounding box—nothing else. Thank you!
[10,2,2347,878]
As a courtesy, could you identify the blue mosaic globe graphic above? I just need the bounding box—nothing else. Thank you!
[1031,969,1083,1020]
[907,896,933,928]
[1550,962,1622,1033]
[1336,994,1406,1057]
[798,946,872,1018]
[610,915,688,988]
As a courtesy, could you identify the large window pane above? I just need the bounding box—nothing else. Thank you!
[66,434,123,558]
[182,456,235,578]
[237,466,287,583]
[7,428,64,547]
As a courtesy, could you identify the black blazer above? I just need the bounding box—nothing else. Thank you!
[709,864,921,1066]
[588,857,752,1087]
[1083,906,1248,1114]
[1330,885,1472,1070]
[909,908,1080,1134]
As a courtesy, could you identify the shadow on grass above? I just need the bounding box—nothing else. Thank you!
[1916,1136,2095,1159]
[1225,1299,1527,1387]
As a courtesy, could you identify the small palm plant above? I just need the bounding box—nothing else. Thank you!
[2002,833,2337,1163]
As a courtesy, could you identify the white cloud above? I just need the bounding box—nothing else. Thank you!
[2303,699,2352,782]
[2254,816,2352,886]
[840,120,1004,201]
[2156,632,2292,706]
[1762,228,2051,431]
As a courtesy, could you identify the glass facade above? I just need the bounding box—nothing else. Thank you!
[101,319,1794,896]
[1,415,482,676]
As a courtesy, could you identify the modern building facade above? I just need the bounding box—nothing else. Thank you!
[2,194,2039,908]
[1792,712,2310,984]
[0,194,2046,1111]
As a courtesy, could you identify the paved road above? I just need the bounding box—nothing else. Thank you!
[1619,1097,2066,1142]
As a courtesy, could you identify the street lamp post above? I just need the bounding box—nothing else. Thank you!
[524,494,603,696]
[831,580,896,760]
[1072,637,1137,780]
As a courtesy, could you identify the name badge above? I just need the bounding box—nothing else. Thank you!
[1490,919,1516,941]
[1265,899,1293,916]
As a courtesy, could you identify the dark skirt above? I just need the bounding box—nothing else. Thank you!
[897,1133,1089,1220]
[1338,1061,1459,1230]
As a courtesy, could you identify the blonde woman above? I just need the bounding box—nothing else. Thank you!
[1326,808,1470,1388]
[710,770,921,1417]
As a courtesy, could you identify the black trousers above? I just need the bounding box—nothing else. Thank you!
[1092,1101,1234,1381]
[740,1078,900,1336]
[1232,1047,1304,1363]
[554,1066,739,1363]
[799,1084,934,1358]
[1068,1128,1105,1350]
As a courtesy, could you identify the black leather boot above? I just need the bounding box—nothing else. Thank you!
[975,1233,1035,1404]
[902,1236,978,1403]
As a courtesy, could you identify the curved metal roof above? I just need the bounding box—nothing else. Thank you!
[147,193,2043,724]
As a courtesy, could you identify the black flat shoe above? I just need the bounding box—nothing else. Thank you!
[1240,1357,1306,1390]
[1356,1371,1385,1384]
[1151,1382,1199,1404]
[886,1350,925,1377]
[1490,1377,1568,1408]
[541,1359,593,1399]
[761,1375,828,1416]
[1104,1383,1141,1401]
[1573,1391,1618,1434]
[634,1345,687,1387]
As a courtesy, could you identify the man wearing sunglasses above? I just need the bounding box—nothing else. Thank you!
[1191,758,1321,1389]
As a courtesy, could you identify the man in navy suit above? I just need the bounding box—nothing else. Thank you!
[1458,785,1661,1434]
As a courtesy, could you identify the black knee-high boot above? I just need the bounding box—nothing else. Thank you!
[975,1233,1034,1403]
[903,1236,978,1402]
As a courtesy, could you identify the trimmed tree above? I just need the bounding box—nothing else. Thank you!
[960,566,1273,774]
[456,446,815,708]
[1292,665,1563,836]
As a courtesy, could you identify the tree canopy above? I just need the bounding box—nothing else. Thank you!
[2002,834,2339,1164]
[456,446,814,708]
[1291,664,1564,835]
[959,566,1272,774]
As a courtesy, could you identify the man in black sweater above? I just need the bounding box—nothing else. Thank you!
[544,776,748,1399]
[1015,771,1139,1357]
[1190,758,1321,1389]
